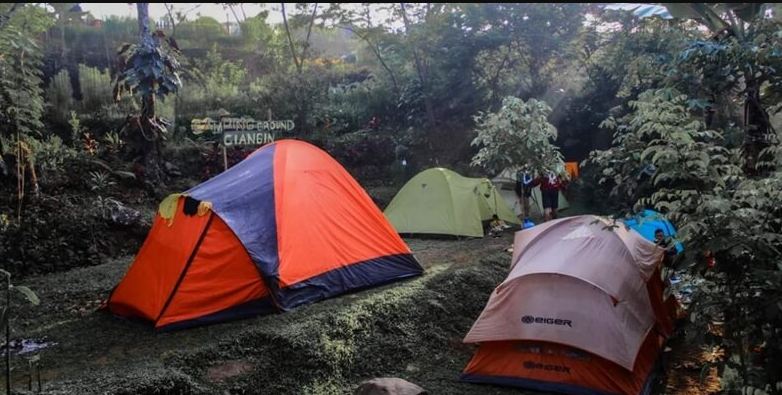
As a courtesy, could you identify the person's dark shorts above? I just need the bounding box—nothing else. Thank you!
[541,189,559,209]
[515,182,532,198]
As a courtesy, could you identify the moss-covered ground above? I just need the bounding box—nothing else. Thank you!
[6,234,531,394]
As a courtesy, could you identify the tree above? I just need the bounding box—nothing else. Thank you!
[280,2,320,74]
[607,3,782,174]
[397,3,436,128]
[327,3,401,96]
[470,96,564,176]
[588,86,782,391]
[0,4,54,213]
[473,3,587,103]
[554,9,696,160]
[278,3,327,133]
[113,3,182,185]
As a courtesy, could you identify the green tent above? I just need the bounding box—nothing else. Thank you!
[384,168,520,237]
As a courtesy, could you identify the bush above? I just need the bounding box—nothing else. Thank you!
[324,130,396,184]
[0,194,148,278]
[45,70,73,123]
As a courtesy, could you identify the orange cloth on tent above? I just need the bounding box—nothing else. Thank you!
[156,214,269,328]
[109,199,211,321]
[463,332,663,395]
[565,162,579,180]
[273,140,412,288]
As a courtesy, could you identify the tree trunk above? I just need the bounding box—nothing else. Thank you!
[136,3,163,184]
[742,79,773,176]
[400,3,437,129]
[281,3,301,72]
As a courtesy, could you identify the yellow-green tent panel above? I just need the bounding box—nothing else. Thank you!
[384,168,519,237]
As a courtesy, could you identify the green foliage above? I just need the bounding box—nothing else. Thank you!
[471,96,564,176]
[87,170,116,192]
[113,35,182,102]
[77,64,114,113]
[28,135,77,183]
[177,46,248,119]
[473,3,587,101]
[176,16,228,48]
[102,131,124,155]
[45,69,73,122]
[588,86,782,390]
[67,111,82,147]
[0,4,53,140]
[240,11,274,49]
[584,89,727,212]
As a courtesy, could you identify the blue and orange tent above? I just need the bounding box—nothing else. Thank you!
[107,140,423,330]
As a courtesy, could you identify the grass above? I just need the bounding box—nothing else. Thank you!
[5,234,526,394]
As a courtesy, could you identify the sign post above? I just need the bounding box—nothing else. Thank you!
[222,142,228,171]
[191,113,295,171]
[219,112,229,171]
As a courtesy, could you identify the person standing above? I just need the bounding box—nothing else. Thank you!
[515,169,535,220]
[537,172,566,222]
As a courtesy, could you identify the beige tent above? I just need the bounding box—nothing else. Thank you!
[461,215,678,394]
[492,168,569,218]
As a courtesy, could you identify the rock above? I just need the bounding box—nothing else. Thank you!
[164,161,182,177]
[113,170,137,181]
[355,378,427,395]
[107,202,142,226]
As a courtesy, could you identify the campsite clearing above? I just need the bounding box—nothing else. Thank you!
[4,230,718,394]
[8,235,523,394]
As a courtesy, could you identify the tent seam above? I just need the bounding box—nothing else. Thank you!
[154,214,214,326]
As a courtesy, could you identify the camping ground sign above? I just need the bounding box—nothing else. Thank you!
[191,111,295,169]
[191,116,295,146]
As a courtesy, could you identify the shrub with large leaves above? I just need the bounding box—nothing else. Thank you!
[587,87,782,390]
[470,96,564,176]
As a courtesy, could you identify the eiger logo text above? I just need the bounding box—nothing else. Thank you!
[521,315,572,327]
[523,361,571,373]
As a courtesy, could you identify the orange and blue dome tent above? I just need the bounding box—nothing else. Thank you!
[107,139,423,330]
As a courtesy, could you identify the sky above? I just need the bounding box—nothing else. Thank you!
[80,3,285,24]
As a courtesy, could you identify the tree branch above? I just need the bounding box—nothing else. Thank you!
[0,3,22,31]
[281,3,301,72]
[300,3,319,69]
[227,4,242,26]
[339,24,399,93]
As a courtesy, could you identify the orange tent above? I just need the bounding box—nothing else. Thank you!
[107,140,423,330]
[461,216,677,395]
